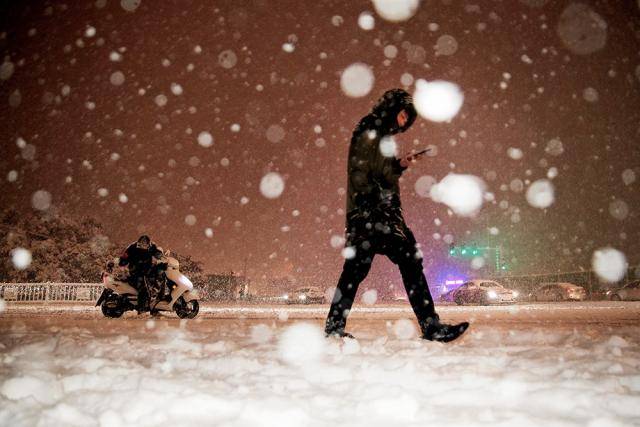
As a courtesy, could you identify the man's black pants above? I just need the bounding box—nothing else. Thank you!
[128,273,149,312]
[325,213,437,334]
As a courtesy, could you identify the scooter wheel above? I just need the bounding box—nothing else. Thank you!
[101,300,125,318]
[175,298,199,319]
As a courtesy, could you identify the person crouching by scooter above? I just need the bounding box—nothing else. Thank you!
[118,235,164,313]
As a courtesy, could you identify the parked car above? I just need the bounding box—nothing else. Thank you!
[439,288,458,303]
[449,280,518,305]
[284,287,325,304]
[606,280,640,301]
[530,282,586,302]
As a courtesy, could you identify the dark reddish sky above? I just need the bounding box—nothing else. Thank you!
[1,0,639,291]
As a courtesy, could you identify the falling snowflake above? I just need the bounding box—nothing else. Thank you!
[414,79,464,123]
[430,174,486,216]
[11,248,32,270]
[592,248,627,283]
[526,179,555,209]
[260,172,285,199]
[372,0,420,22]
[340,63,374,98]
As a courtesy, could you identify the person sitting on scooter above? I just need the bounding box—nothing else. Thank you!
[118,235,165,313]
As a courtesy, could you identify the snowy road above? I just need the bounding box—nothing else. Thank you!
[1,302,639,426]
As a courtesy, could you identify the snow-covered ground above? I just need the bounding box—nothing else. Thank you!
[1,303,639,426]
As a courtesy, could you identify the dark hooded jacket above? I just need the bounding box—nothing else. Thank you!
[118,241,164,277]
[345,89,418,220]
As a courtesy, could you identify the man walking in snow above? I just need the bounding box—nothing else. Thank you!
[325,89,469,342]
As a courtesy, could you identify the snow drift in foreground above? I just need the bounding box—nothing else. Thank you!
[1,318,639,427]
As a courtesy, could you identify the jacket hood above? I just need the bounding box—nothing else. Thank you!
[354,88,418,138]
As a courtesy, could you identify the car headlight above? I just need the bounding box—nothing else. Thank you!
[512,291,519,298]
[283,294,289,300]
[487,290,497,299]
[605,290,611,295]
[299,294,306,300]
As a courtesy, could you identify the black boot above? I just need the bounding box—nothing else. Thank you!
[325,312,355,339]
[420,315,469,343]
[325,329,355,339]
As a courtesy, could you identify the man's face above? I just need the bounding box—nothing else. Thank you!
[137,240,150,250]
[397,109,409,128]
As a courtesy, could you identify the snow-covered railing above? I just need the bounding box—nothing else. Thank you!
[0,283,102,302]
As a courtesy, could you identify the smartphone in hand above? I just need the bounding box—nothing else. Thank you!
[399,147,431,168]
[406,147,431,161]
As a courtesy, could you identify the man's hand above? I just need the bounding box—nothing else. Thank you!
[399,148,430,168]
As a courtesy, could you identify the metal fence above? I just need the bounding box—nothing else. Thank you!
[2,266,639,304]
[0,283,103,302]
[490,266,639,299]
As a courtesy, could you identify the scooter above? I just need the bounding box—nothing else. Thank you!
[96,253,199,319]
